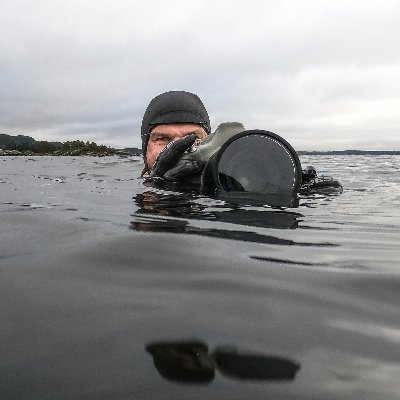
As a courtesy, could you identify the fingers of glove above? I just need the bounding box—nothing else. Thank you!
[163,160,204,181]
[150,134,197,178]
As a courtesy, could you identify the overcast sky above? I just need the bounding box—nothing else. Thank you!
[1,0,399,150]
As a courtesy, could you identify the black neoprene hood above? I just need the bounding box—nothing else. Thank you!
[141,91,211,156]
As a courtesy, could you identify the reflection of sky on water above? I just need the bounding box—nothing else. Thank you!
[302,350,400,398]
[330,320,400,345]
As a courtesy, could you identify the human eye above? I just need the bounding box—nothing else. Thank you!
[152,135,170,143]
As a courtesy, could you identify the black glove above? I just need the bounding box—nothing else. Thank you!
[149,134,205,182]
[301,165,317,183]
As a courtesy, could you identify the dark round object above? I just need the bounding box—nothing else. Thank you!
[204,130,302,195]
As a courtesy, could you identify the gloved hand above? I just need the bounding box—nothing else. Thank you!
[149,134,205,182]
[301,165,317,183]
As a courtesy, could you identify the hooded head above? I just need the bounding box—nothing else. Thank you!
[141,91,210,157]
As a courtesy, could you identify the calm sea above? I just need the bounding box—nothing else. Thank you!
[1,155,400,399]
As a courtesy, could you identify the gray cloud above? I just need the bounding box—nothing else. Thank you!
[1,0,399,149]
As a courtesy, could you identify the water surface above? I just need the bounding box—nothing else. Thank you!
[1,155,400,399]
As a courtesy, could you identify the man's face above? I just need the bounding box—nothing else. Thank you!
[145,123,208,168]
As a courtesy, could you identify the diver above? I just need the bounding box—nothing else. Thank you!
[141,90,210,180]
[140,90,341,197]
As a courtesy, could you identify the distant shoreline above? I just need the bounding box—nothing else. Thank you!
[0,147,141,157]
[2,149,400,157]
[1,133,399,157]
[0,149,135,157]
[0,133,141,157]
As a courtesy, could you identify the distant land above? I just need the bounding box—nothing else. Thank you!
[0,134,141,156]
[1,133,399,156]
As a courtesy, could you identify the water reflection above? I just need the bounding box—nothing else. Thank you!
[131,191,303,240]
[146,340,300,384]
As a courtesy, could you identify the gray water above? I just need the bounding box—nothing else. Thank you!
[1,155,400,399]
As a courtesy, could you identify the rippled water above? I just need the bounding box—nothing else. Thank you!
[1,155,400,399]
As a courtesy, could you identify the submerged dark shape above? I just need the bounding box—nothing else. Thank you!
[214,349,300,381]
[146,340,301,384]
[146,341,214,384]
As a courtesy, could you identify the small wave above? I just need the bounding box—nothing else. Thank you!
[20,203,46,209]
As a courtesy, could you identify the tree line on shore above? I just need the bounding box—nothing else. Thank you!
[0,134,123,156]
[2,133,398,157]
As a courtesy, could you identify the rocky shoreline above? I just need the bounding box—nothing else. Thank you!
[0,148,131,157]
[0,134,142,157]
